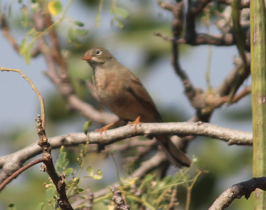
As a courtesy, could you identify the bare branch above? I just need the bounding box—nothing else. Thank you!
[0,67,46,128]
[0,122,252,183]
[111,186,130,210]
[209,177,266,210]
[0,157,45,191]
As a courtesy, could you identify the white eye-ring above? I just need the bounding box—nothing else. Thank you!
[96,50,102,55]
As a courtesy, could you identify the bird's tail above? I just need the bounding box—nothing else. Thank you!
[156,135,191,168]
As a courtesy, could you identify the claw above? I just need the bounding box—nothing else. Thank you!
[95,120,123,151]
[96,123,114,140]
[129,116,141,134]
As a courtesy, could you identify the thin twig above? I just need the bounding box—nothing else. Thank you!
[0,157,45,191]
[0,67,46,129]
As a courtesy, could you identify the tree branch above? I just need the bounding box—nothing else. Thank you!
[0,122,252,183]
[209,177,266,210]
[111,186,130,210]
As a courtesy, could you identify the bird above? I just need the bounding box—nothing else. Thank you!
[82,47,191,168]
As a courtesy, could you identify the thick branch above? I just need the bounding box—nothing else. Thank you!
[0,122,252,183]
[156,32,235,46]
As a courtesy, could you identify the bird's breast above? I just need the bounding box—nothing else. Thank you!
[94,69,127,106]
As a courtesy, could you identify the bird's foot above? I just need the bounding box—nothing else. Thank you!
[95,123,115,151]
[129,116,141,134]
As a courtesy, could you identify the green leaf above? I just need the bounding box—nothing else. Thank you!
[74,20,84,27]
[83,120,91,135]
[67,26,75,43]
[75,29,88,36]
[74,178,80,184]
[87,166,94,177]
[115,7,129,18]
[19,38,27,55]
[93,169,103,180]
[102,199,109,206]
[8,203,15,208]
[96,13,101,27]
[96,0,103,27]
[64,168,73,175]
[26,28,37,36]
[22,41,33,65]
[56,147,67,171]
[21,6,29,27]
[60,146,65,153]
[59,151,66,164]
[48,0,62,16]
[113,17,124,28]
[7,203,16,210]
[46,188,54,201]
[36,203,44,210]
[75,188,85,193]
[62,160,69,168]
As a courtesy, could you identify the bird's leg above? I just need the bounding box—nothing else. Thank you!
[129,116,141,134]
[96,120,124,137]
[96,120,124,151]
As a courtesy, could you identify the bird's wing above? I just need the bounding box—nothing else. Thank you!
[127,71,163,122]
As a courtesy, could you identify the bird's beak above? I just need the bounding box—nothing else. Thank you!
[82,55,92,61]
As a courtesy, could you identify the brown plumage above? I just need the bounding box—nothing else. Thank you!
[82,47,191,168]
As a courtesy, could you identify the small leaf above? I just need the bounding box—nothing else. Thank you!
[75,29,88,36]
[87,166,94,177]
[60,146,65,153]
[26,28,37,36]
[74,178,80,184]
[75,188,85,193]
[48,0,63,16]
[113,17,124,28]
[7,203,15,210]
[83,120,91,135]
[21,6,29,27]
[74,20,84,27]
[67,26,75,43]
[93,169,103,180]
[62,159,69,168]
[36,203,44,210]
[8,203,15,207]
[46,188,54,201]
[64,168,73,175]
[115,7,129,18]
[23,42,33,65]
[59,151,66,163]
[19,38,27,55]
[96,13,101,27]
[96,0,103,27]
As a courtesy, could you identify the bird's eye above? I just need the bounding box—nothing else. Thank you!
[96,50,102,55]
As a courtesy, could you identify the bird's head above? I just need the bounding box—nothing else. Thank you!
[82,47,113,66]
